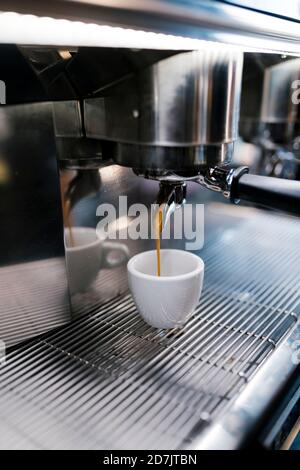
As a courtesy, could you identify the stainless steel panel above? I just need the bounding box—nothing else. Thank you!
[0,204,299,449]
[261,58,300,123]
[0,102,71,347]
[84,49,243,172]
[52,100,105,168]
[52,101,82,138]
[260,58,300,144]
[85,50,243,146]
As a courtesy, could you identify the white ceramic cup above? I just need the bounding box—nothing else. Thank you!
[65,227,129,293]
[127,249,204,329]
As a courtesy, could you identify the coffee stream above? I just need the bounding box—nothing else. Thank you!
[60,173,75,247]
[64,198,75,247]
[156,208,163,276]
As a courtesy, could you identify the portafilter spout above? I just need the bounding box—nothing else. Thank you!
[148,164,300,218]
[153,181,187,231]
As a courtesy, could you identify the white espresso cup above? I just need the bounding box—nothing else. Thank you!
[65,227,129,293]
[127,249,204,329]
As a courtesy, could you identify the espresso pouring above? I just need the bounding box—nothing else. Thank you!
[156,207,163,277]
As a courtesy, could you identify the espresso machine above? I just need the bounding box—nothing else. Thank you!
[240,55,300,180]
[0,0,300,451]
[49,47,300,216]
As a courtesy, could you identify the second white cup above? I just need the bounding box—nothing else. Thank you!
[65,227,129,293]
[127,249,204,329]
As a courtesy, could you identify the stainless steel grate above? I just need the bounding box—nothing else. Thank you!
[0,258,71,347]
[0,206,299,449]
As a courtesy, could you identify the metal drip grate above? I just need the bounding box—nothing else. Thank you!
[0,207,300,449]
[0,258,71,347]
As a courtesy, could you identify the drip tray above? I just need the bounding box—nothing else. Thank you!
[0,205,300,449]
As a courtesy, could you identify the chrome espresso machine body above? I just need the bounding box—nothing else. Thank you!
[240,54,300,179]
[0,0,300,451]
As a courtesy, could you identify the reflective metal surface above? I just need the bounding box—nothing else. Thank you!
[239,54,300,182]
[0,102,71,346]
[52,100,105,169]
[155,181,186,231]
[115,142,235,177]
[261,58,300,145]
[193,322,300,450]
[0,1,300,450]
[0,204,299,449]
[2,1,300,54]
[0,258,70,347]
[241,58,300,147]
[239,53,285,143]
[85,49,243,172]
